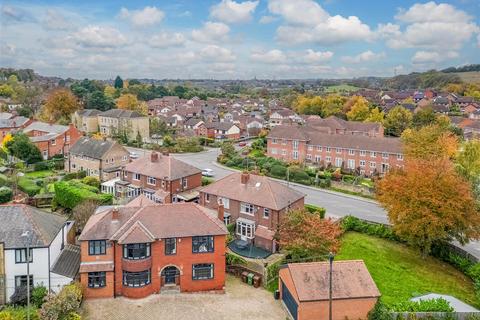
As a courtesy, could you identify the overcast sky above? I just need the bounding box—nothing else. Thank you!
[1,0,479,80]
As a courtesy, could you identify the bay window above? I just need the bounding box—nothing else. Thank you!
[123,270,151,287]
[123,243,151,260]
[192,264,214,280]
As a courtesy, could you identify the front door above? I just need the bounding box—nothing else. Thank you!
[162,266,179,285]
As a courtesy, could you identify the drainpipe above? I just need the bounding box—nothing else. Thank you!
[113,241,116,298]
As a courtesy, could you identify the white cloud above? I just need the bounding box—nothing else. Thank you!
[411,50,458,64]
[149,32,185,48]
[298,49,333,64]
[477,34,480,48]
[191,21,230,43]
[43,9,70,30]
[384,2,479,50]
[259,15,277,24]
[73,26,128,48]
[341,50,385,63]
[250,49,286,64]
[269,0,373,45]
[199,45,236,62]
[210,0,259,24]
[119,6,164,27]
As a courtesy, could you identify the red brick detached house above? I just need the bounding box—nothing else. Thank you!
[78,202,228,299]
[279,261,380,320]
[116,152,202,203]
[267,124,403,176]
[23,122,82,159]
[199,172,305,253]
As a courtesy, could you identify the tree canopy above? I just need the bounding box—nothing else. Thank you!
[5,133,43,164]
[383,106,413,137]
[41,88,80,122]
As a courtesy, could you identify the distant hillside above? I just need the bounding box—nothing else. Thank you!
[453,71,480,84]
[441,64,480,73]
[382,70,462,90]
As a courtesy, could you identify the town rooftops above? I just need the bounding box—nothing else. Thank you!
[0,116,30,129]
[307,116,382,133]
[69,136,123,160]
[23,121,70,135]
[0,205,67,249]
[79,202,228,242]
[282,260,380,302]
[124,152,201,180]
[77,109,101,117]
[200,172,305,211]
[100,109,145,118]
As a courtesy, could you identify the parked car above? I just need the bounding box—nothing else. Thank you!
[129,152,139,159]
[238,142,247,147]
[202,169,214,177]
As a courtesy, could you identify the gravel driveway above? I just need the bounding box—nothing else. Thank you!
[81,275,287,320]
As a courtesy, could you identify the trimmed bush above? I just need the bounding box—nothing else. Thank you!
[201,177,214,186]
[82,176,100,189]
[341,216,400,241]
[0,186,13,203]
[304,204,326,218]
[390,298,453,312]
[54,181,113,210]
[270,164,287,178]
[63,171,86,181]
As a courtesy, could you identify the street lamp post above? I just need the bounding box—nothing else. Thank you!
[328,252,335,320]
[21,231,30,320]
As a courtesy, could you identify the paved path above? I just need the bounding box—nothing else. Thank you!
[126,146,479,260]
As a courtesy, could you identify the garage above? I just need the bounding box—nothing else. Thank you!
[281,279,298,320]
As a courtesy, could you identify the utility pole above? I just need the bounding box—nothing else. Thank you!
[21,231,30,320]
[328,252,335,320]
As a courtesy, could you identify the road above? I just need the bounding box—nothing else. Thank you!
[126,146,480,260]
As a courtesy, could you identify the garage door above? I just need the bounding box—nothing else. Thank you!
[281,280,298,320]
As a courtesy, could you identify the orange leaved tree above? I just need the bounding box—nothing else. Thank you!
[278,209,342,260]
[377,158,480,257]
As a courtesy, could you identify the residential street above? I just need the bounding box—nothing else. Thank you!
[126,146,480,260]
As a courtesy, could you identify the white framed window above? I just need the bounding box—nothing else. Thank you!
[325,156,331,163]
[122,155,128,161]
[336,148,342,153]
[317,146,322,151]
[220,197,230,209]
[360,150,366,157]
[306,154,312,160]
[133,173,141,181]
[51,139,56,146]
[147,176,156,185]
[326,147,331,153]
[348,149,355,156]
[360,160,366,167]
[370,151,377,158]
[271,148,277,155]
[370,162,376,168]
[293,140,299,150]
[272,139,278,144]
[335,158,343,167]
[282,150,287,156]
[205,193,210,203]
[307,145,313,151]
[263,208,270,219]
[315,155,321,163]
[382,153,389,159]
[293,151,299,160]
[236,220,255,239]
[397,154,403,161]
[182,177,188,188]
[347,159,355,169]
[240,203,254,215]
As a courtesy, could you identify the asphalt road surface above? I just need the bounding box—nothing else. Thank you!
[126,146,480,260]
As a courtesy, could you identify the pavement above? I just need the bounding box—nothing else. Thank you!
[81,275,286,320]
[125,146,480,261]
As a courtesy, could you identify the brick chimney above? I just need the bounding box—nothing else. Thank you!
[241,172,250,184]
[112,207,119,221]
[217,199,224,222]
[151,152,159,162]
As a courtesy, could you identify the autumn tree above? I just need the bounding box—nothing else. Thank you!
[365,107,384,123]
[401,125,458,160]
[41,89,80,122]
[278,209,342,260]
[456,139,480,197]
[116,93,147,114]
[383,106,413,137]
[73,200,100,233]
[345,96,370,121]
[377,158,480,256]
[412,106,436,128]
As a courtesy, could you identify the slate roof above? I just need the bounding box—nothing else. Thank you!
[284,260,380,302]
[50,244,80,279]
[200,172,305,211]
[79,203,228,241]
[69,137,123,159]
[23,122,69,135]
[124,153,201,180]
[0,205,67,249]
[0,116,30,129]
[100,109,145,118]
[78,109,101,117]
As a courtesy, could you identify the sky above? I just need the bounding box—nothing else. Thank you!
[0,0,479,80]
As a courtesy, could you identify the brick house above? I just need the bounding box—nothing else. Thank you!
[78,203,228,299]
[279,260,380,320]
[23,122,82,160]
[206,122,241,140]
[305,116,384,137]
[184,118,207,137]
[66,137,130,182]
[0,116,32,139]
[199,172,305,252]
[267,125,403,176]
[114,152,202,203]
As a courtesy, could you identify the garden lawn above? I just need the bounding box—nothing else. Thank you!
[336,232,477,307]
[25,170,54,179]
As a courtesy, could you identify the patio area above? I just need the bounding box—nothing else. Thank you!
[228,241,271,259]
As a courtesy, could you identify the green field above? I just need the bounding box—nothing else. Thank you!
[324,84,360,93]
[336,232,476,307]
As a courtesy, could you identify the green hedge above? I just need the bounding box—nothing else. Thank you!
[0,186,13,203]
[63,171,87,181]
[54,180,112,210]
[0,306,39,320]
[304,204,326,218]
[18,177,41,196]
[390,298,453,312]
[341,216,400,241]
[0,173,10,187]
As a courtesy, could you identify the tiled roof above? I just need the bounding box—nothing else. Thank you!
[126,194,157,207]
[79,203,228,241]
[70,137,124,159]
[100,109,145,118]
[50,244,80,279]
[0,205,67,248]
[23,121,69,135]
[285,260,380,302]
[124,154,201,180]
[200,172,305,210]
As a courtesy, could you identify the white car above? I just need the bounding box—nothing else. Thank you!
[202,169,214,177]
[129,152,139,159]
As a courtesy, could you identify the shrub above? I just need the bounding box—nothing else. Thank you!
[81,176,100,189]
[368,301,393,320]
[341,216,400,241]
[39,283,83,320]
[226,223,235,235]
[63,171,86,181]
[33,162,50,171]
[304,204,326,218]
[0,307,39,320]
[390,298,453,312]
[32,285,48,308]
[0,173,10,187]
[0,186,12,203]
[18,177,41,196]
[54,181,113,210]
[201,177,214,186]
[270,164,287,178]
[226,252,246,266]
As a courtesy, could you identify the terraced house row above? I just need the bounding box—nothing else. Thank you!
[267,121,403,176]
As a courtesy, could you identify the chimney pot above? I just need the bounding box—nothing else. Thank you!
[112,207,119,221]
[151,152,159,162]
[241,172,250,184]
[217,199,224,222]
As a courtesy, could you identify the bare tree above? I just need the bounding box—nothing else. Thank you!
[72,200,100,234]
